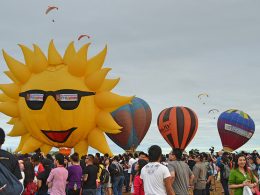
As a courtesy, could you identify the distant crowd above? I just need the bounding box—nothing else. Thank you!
[0,128,260,195]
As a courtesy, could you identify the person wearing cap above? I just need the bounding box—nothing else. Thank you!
[0,127,22,180]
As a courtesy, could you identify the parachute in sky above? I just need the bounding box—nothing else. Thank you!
[45,6,58,15]
[106,97,152,151]
[208,109,219,119]
[157,106,198,150]
[198,93,209,104]
[217,109,255,152]
[78,34,91,41]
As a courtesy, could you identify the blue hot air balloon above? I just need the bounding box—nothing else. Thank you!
[106,97,152,151]
[217,109,255,152]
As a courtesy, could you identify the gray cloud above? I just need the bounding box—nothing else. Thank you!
[0,0,259,154]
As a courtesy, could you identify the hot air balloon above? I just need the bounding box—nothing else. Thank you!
[106,97,152,151]
[59,147,71,156]
[157,106,198,150]
[217,109,255,152]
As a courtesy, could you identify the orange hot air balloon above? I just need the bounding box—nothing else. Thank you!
[157,106,198,150]
[59,147,71,156]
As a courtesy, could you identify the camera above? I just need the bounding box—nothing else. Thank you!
[209,146,214,155]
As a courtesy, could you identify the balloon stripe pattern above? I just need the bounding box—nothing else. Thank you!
[186,107,197,148]
[157,106,198,150]
[217,109,255,152]
[107,97,152,151]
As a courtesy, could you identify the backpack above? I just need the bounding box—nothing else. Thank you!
[23,181,37,195]
[100,168,110,184]
[222,164,230,179]
[0,162,24,195]
[109,162,123,177]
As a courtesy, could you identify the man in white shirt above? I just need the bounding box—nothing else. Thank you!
[141,145,175,195]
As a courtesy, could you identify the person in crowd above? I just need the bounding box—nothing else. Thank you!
[0,128,22,180]
[203,153,214,195]
[127,153,137,192]
[168,148,194,195]
[23,158,37,194]
[67,152,82,195]
[168,151,175,162]
[18,160,25,184]
[140,145,175,195]
[109,155,125,195]
[188,154,196,171]
[161,155,168,166]
[216,151,223,167]
[104,158,113,195]
[80,155,87,170]
[122,154,130,193]
[82,154,98,195]
[133,159,147,195]
[229,153,258,195]
[95,156,105,195]
[218,154,231,195]
[64,156,70,169]
[37,158,53,195]
[47,153,68,195]
[95,153,101,162]
[247,155,257,172]
[256,156,260,177]
[129,152,148,190]
[31,153,45,176]
[192,153,207,195]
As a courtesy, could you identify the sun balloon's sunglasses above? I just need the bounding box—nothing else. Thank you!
[19,89,96,110]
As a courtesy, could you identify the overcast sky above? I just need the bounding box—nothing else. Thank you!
[0,0,259,154]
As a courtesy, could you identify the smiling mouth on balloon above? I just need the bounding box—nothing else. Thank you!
[41,127,77,143]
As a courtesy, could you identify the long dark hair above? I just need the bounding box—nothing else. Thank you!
[233,153,248,172]
[23,158,35,187]
[137,159,147,176]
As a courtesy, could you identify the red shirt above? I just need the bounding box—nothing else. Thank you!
[133,175,144,195]
[35,163,44,177]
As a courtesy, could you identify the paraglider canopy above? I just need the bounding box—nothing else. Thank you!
[78,34,91,41]
[208,109,219,119]
[198,93,209,104]
[45,6,58,15]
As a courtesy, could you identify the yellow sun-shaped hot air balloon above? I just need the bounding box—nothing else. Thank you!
[0,40,133,156]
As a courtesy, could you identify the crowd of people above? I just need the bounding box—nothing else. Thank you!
[0,128,260,195]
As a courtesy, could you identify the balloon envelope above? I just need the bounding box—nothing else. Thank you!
[157,106,198,150]
[59,147,71,156]
[106,97,152,151]
[217,109,255,152]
